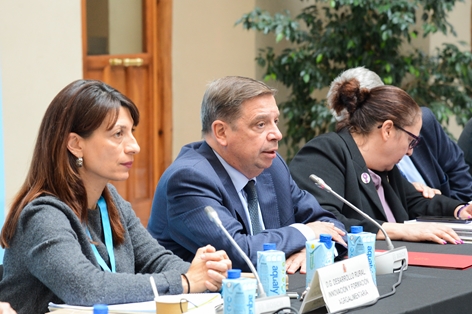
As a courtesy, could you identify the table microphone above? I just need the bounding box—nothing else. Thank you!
[204,206,290,314]
[309,174,408,275]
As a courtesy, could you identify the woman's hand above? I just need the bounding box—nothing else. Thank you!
[411,182,441,199]
[454,203,472,220]
[184,245,231,293]
[383,222,463,245]
[0,302,16,314]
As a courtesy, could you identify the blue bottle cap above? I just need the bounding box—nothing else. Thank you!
[263,243,276,251]
[93,304,108,314]
[227,269,242,279]
[351,226,363,233]
[319,234,333,249]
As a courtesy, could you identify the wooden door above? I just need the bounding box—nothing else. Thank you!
[81,0,172,226]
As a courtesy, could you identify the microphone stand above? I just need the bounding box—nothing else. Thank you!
[309,174,408,275]
[204,206,291,314]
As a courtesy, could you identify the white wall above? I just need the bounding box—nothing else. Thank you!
[0,0,83,208]
[171,0,257,157]
[430,0,471,138]
[430,0,471,53]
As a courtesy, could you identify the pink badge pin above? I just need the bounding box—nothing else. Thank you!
[361,172,371,184]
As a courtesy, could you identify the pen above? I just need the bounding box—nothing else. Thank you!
[150,276,159,299]
[300,288,309,301]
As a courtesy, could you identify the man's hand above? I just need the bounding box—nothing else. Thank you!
[286,248,306,274]
[411,182,441,198]
[305,221,347,246]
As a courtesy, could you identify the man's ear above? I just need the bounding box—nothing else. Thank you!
[67,132,83,158]
[212,120,229,146]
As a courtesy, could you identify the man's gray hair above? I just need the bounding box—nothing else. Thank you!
[201,76,277,135]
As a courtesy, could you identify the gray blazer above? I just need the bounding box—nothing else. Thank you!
[0,184,189,314]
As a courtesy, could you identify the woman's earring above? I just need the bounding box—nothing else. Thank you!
[76,157,83,168]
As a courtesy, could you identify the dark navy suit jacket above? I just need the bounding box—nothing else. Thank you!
[458,118,472,177]
[410,107,472,202]
[148,141,347,271]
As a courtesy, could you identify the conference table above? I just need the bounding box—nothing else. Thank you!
[288,240,472,314]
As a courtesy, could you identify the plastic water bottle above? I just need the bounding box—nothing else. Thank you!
[257,243,286,296]
[305,234,335,288]
[93,304,108,314]
[348,225,377,284]
[222,269,257,314]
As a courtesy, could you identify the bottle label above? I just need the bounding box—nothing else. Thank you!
[348,232,376,285]
[257,250,286,296]
[222,277,257,314]
[305,239,335,288]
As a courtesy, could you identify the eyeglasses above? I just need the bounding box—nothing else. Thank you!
[377,124,421,149]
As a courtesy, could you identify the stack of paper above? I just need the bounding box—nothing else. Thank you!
[47,293,222,314]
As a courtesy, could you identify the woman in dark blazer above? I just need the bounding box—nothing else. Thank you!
[289,76,472,245]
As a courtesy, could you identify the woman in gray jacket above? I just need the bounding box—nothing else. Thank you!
[0,80,231,314]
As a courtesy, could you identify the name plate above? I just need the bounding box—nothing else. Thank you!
[300,254,378,313]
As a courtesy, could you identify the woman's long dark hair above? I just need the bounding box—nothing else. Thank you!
[1,79,140,248]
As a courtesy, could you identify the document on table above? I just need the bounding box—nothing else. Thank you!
[47,293,222,314]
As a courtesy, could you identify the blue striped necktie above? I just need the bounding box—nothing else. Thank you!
[243,180,263,234]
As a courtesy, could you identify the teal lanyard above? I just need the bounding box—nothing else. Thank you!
[86,196,116,273]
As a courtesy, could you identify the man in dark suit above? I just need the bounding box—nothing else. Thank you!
[148,76,347,272]
[405,107,472,202]
[458,118,472,177]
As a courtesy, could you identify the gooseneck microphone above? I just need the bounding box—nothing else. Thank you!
[309,174,408,274]
[204,206,290,314]
[204,205,266,297]
[309,174,394,250]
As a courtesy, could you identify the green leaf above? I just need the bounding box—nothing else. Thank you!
[263,74,276,81]
[303,73,310,83]
[276,33,284,43]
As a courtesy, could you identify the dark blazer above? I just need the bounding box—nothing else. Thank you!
[289,129,463,234]
[458,118,472,177]
[148,141,347,271]
[410,107,472,201]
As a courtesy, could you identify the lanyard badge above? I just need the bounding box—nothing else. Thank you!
[86,196,116,273]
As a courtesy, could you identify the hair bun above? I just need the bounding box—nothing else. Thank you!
[329,78,370,115]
